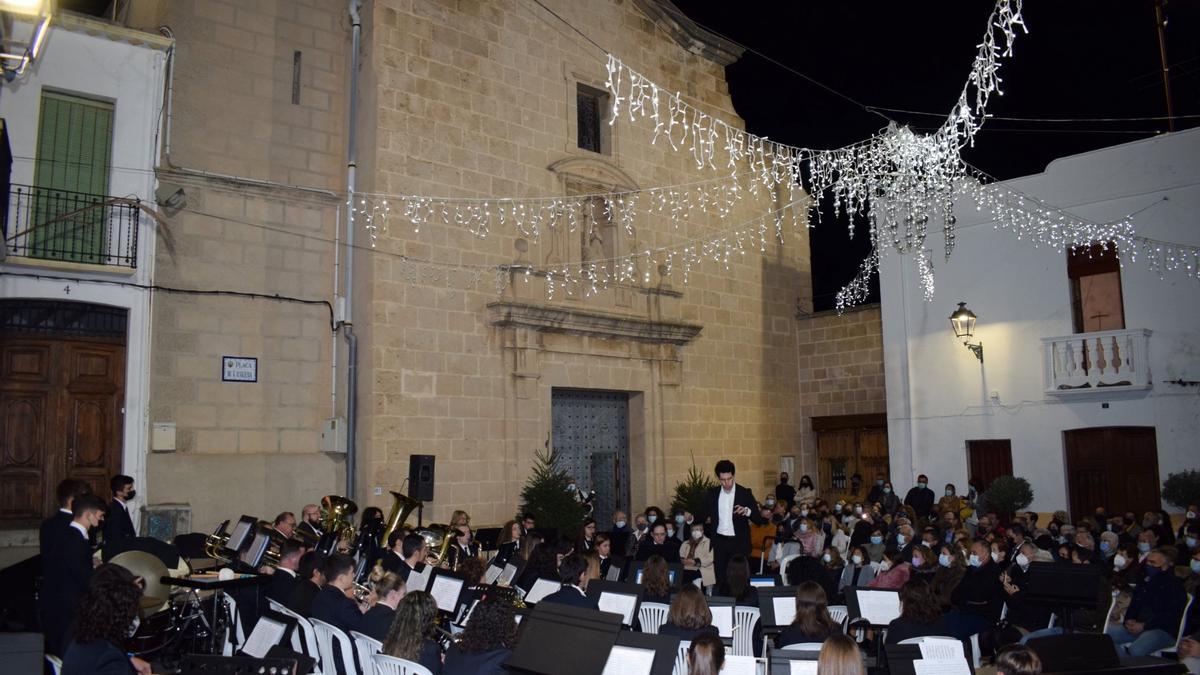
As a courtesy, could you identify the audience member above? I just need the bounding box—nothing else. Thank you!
[868,550,911,590]
[681,521,715,588]
[945,540,1005,639]
[635,522,682,563]
[1106,548,1186,656]
[904,474,936,519]
[839,545,877,596]
[774,472,796,511]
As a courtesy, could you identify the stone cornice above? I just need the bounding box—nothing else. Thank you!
[632,0,744,67]
[487,301,702,345]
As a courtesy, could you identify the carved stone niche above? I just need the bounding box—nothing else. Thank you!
[488,301,702,348]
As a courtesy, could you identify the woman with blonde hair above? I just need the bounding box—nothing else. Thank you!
[817,633,866,675]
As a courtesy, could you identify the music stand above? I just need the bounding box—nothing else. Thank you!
[237,524,274,569]
[607,631,680,675]
[884,643,975,675]
[180,653,310,675]
[428,568,469,617]
[475,527,501,552]
[1026,633,1120,672]
[1023,562,1104,632]
[585,580,644,626]
[238,607,296,659]
[507,602,622,675]
[759,586,799,629]
[525,577,561,605]
[845,588,901,627]
[769,645,820,675]
[223,515,259,558]
[706,596,737,639]
[628,561,684,587]
[749,574,781,588]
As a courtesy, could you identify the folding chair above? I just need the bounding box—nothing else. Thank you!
[309,617,357,675]
[372,653,435,675]
[637,601,670,634]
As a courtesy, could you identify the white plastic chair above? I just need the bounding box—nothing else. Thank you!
[350,630,383,675]
[1104,589,1122,630]
[45,655,62,675]
[777,642,823,651]
[827,604,849,628]
[310,617,357,675]
[672,640,692,675]
[732,605,760,657]
[222,593,246,656]
[1151,592,1195,658]
[268,599,322,669]
[373,652,435,675]
[638,601,670,634]
[777,554,799,585]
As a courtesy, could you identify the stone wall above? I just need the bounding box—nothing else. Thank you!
[794,305,887,474]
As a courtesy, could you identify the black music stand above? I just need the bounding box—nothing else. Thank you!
[609,631,680,675]
[507,602,623,675]
[768,644,820,675]
[428,568,469,618]
[759,585,800,630]
[884,643,975,675]
[627,560,684,588]
[585,580,644,626]
[181,652,311,675]
[1026,633,1120,672]
[1023,562,1104,633]
[475,527,501,552]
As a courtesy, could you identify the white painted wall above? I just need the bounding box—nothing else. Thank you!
[879,128,1200,514]
[0,18,170,515]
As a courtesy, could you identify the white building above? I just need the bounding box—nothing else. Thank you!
[0,13,170,560]
[880,128,1200,518]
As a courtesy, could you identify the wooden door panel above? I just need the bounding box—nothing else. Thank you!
[1064,427,1159,521]
[2,345,52,383]
[63,343,124,497]
[967,439,1014,491]
[0,391,51,522]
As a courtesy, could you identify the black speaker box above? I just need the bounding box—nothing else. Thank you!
[409,454,436,501]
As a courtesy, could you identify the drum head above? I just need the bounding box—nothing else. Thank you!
[110,550,170,612]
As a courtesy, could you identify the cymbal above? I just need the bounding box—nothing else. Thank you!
[110,550,170,613]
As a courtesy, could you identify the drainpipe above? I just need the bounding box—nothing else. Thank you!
[343,0,363,500]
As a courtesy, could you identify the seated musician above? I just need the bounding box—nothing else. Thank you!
[538,554,599,610]
[635,522,682,563]
[62,564,151,675]
[395,533,429,582]
[444,597,518,675]
[380,529,406,575]
[640,555,673,604]
[444,525,480,570]
[272,511,297,539]
[360,572,406,642]
[595,533,624,580]
[659,585,719,641]
[494,520,521,566]
[776,581,840,648]
[450,510,472,537]
[384,591,444,674]
[310,553,373,634]
[287,550,325,617]
[298,504,324,539]
[262,540,304,607]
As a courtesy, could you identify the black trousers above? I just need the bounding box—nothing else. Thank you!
[712,534,747,586]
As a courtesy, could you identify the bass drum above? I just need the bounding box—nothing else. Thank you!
[126,606,177,656]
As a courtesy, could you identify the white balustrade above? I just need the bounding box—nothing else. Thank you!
[1041,328,1151,394]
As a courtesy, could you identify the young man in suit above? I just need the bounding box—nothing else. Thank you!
[703,459,766,586]
[104,474,137,544]
[263,540,304,606]
[539,554,599,610]
[41,493,106,656]
[310,553,371,633]
[40,479,90,558]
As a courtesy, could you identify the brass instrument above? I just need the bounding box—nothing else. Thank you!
[204,520,232,562]
[376,490,453,565]
[317,495,358,555]
[419,524,453,567]
[380,490,423,550]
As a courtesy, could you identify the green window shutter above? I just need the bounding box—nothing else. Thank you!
[31,92,114,263]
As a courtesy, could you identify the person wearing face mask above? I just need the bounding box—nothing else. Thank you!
[681,523,715,588]
[1178,523,1200,566]
[104,474,137,544]
[867,550,911,590]
[1106,549,1187,656]
[838,545,877,595]
[945,540,1005,640]
[1098,530,1120,561]
[644,506,665,528]
[931,544,967,610]
[908,544,937,583]
[1135,529,1159,569]
[892,524,916,561]
[61,563,152,675]
[795,517,823,557]
[878,482,902,516]
[626,514,650,558]
[863,527,887,562]
[1000,542,1052,639]
[670,511,687,541]
[937,483,962,520]
[867,472,888,505]
[796,475,817,504]
[826,517,851,559]
[904,474,936,520]
[1178,504,1199,541]
[775,472,796,511]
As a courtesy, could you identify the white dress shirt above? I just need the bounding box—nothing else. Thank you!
[717,487,736,536]
[70,521,89,539]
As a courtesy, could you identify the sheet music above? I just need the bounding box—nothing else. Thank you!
[605,564,622,581]
[526,578,560,604]
[722,655,760,675]
[856,590,901,624]
[430,575,463,613]
[788,661,819,675]
[601,646,656,675]
[773,596,797,625]
[460,600,480,626]
[407,568,431,593]
[912,658,972,675]
[598,592,638,625]
[240,617,285,658]
[499,563,518,585]
[917,641,964,662]
[484,564,503,584]
[711,605,735,638]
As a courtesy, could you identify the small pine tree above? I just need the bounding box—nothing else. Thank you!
[670,458,717,518]
[519,445,586,538]
[1163,470,1200,510]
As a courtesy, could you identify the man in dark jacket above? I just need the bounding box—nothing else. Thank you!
[634,522,681,563]
[264,540,304,606]
[538,555,599,610]
[945,540,1005,639]
[703,459,766,585]
[41,493,106,656]
[1105,548,1186,656]
[287,551,325,617]
[103,474,137,545]
[40,479,90,558]
[903,474,936,520]
[774,472,796,510]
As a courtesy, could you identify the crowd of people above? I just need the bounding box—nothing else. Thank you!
[35,463,1200,674]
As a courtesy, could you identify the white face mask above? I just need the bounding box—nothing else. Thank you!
[691,529,703,540]
[666,528,675,537]
[822,553,832,563]
[800,510,809,517]
[647,515,657,524]
[879,560,892,572]
[798,524,809,533]
[854,506,864,515]
[1113,554,1128,569]
[968,554,983,567]
[835,504,843,513]
[1015,553,1030,568]
[615,520,626,529]
[991,551,1003,563]
[851,554,863,565]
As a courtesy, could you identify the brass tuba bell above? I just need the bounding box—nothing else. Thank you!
[380,491,423,550]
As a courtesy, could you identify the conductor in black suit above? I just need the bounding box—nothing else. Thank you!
[41,493,106,656]
[538,555,600,610]
[103,474,137,545]
[703,459,766,586]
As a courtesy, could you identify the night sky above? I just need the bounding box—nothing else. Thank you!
[674,1,1200,311]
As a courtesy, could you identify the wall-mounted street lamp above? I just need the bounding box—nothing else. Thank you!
[1,0,53,80]
[949,301,984,363]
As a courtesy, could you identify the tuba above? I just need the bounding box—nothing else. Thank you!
[318,495,358,554]
[378,490,453,566]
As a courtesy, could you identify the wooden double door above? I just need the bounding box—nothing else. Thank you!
[814,413,889,502]
[0,335,125,528]
[1064,426,1160,522]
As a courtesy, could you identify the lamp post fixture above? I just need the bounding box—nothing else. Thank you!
[949,301,984,363]
[0,0,53,80]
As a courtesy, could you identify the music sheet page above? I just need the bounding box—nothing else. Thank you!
[773,596,797,625]
[601,646,656,675]
[912,658,972,675]
[597,592,638,625]
[241,618,285,658]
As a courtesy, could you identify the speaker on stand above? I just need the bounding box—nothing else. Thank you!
[409,455,435,526]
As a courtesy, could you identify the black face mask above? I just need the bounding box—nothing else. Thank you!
[780,477,789,484]
[125,489,137,500]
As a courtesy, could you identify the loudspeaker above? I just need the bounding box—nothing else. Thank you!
[409,454,436,501]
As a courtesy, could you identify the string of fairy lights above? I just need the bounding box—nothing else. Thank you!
[348,0,1197,309]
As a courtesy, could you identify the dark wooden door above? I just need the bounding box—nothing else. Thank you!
[814,414,889,502]
[967,439,1014,491]
[1064,427,1159,522]
[0,337,124,527]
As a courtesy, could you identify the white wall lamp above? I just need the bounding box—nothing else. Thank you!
[1,0,52,81]
[949,301,984,363]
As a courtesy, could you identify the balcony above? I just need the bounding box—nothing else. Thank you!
[3,184,140,270]
[1041,328,1152,395]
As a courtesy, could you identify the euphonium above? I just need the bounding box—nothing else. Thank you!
[320,494,358,540]
[418,524,453,567]
[204,520,232,562]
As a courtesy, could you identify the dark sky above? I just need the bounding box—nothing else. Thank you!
[674,1,1200,311]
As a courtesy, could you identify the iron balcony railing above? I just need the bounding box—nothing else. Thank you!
[3,183,139,268]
